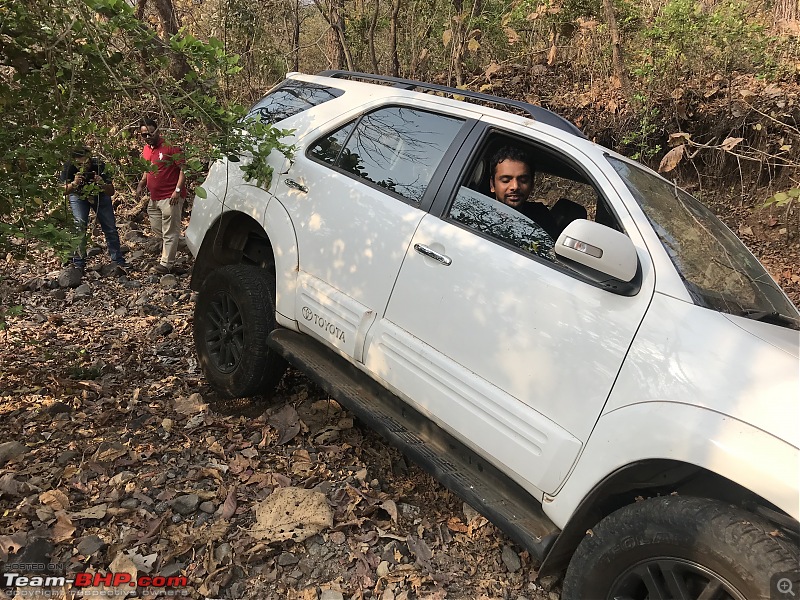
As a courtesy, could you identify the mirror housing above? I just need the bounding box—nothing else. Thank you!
[554,219,641,295]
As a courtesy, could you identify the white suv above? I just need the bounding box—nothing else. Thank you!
[186,71,799,599]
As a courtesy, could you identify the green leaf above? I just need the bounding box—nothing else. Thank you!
[195,186,207,199]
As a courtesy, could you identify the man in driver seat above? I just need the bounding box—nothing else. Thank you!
[489,146,560,239]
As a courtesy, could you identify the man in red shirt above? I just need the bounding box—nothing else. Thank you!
[134,118,187,274]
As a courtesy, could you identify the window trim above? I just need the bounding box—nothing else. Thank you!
[304,104,476,212]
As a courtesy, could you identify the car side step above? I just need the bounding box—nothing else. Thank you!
[268,328,560,562]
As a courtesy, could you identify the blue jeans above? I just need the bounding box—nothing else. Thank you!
[69,193,126,268]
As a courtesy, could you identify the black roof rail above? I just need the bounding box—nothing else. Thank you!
[317,69,586,139]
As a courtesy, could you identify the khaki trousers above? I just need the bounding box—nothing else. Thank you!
[147,197,184,268]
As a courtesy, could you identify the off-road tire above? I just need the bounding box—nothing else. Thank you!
[194,264,287,398]
[562,495,799,600]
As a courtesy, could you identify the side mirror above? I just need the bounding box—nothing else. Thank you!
[554,219,640,295]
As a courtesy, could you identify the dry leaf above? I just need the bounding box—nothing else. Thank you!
[221,485,237,520]
[52,511,75,543]
[658,144,685,173]
[71,504,108,520]
[0,533,27,562]
[720,137,744,152]
[269,404,301,445]
[40,489,70,511]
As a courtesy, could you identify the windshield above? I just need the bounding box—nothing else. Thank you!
[608,156,799,326]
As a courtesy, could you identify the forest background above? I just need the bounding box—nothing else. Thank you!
[2,0,799,270]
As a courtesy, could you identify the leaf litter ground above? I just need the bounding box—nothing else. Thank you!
[0,218,554,600]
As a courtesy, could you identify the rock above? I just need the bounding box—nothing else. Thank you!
[377,560,390,577]
[124,231,142,241]
[149,320,173,338]
[548,593,560,600]
[87,246,103,257]
[170,493,199,515]
[120,498,139,509]
[0,441,27,466]
[249,431,263,444]
[122,280,142,289]
[277,552,299,567]
[57,267,83,288]
[320,591,344,600]
[114,307,127,317]
[199,501,215,514]
[50,288,67,299]
[74,283,92,298]
[159,274,178,288]
[501,545,522,573]
[398,503,420,522]
[76,535,106,556]
[463,502,480,522]
[214,543,232,564]
[538,575,560,592]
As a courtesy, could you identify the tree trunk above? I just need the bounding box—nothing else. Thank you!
[368,0,380,73]
[291,0,301,71]
[774,0,798,22]
[134,0,190,80]
[602,0,629,96]
[389,0,401,77]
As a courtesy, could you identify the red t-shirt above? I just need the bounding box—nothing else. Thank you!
[142,138,186,201]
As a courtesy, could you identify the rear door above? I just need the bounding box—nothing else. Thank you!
[271,103,475,361]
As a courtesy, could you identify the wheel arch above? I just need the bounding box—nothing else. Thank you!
[539,457,799,577]
[190,210,276,291]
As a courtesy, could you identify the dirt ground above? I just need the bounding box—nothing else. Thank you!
[0,179,796,600]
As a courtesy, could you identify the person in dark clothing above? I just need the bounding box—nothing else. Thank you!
[61,146,127,274]
[488,146,561,239]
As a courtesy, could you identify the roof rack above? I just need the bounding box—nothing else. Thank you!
[317,70,585,139]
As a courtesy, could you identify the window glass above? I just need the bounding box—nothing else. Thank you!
[309,122,355,165]
[336,107,464,202]
[247,81,343,124]
[450,186,555,260]
[609,156,799,325]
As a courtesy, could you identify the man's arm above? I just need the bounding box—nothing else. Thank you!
[134,173,148,200]
[169,169,186,205]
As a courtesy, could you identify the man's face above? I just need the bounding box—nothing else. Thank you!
[490,159,532,208]
[140,125,158,146]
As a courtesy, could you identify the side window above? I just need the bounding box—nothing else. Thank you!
[247,81,343,124]
[309,106,465,203]
[447,134,622,262]
[309,123,355,165]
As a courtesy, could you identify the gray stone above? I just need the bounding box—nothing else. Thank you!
[376,561,390,577]
[120,498,139,509]
[46,402,73,415]
[501,545,521,573]
[171,513,183,523]
[160,274,178,288]
[76,535,106,556]
[114,307,127,317]
[170,493,199,515]
[50,288,67,299]
[320,591,344,600]
[538,575,560,592]
[277,552,299,567]
[58,267,83,289]
[248,431,263,444]
[199,501,215,514]
[74,283,92,298]
[122,280,142,289]
[150,320,173,338]
[0,441,27,466]
[214,543,232,564]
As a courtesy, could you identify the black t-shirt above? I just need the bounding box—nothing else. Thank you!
[60,158,111,198]
[516,201,561,239]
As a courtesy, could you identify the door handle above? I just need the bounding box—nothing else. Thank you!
[284,179,308,193]
[414,243,452,266]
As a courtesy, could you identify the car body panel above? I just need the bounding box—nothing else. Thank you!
[544,400,800,527]
[604,291,800,448]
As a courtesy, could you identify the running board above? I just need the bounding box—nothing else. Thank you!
[268,328,560,562]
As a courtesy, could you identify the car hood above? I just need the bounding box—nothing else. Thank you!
[606,293,800,449]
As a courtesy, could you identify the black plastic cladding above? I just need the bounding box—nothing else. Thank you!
[317,70,586,139]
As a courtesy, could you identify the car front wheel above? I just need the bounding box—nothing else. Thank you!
[194,264,287,398]
[562,496,799,600]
